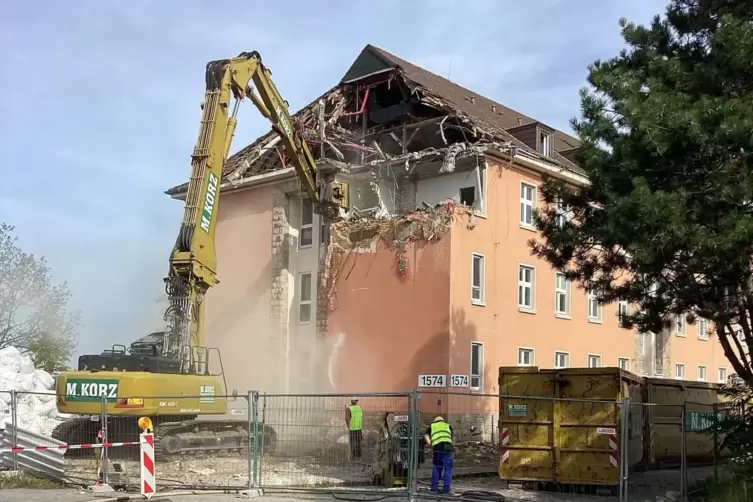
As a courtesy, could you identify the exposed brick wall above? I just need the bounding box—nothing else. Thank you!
[397,178,417,214]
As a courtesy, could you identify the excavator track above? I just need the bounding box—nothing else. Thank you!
[52,417,277,461]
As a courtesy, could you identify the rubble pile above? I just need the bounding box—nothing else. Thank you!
[0,346,65,436]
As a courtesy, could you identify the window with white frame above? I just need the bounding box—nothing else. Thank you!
[588,290,602,321]
[518,347,535,366]
[617,299,629,327]
[539,130,551,156]
[471,253,485,304]
[588,354,602,368]
[518,265,535,310]
[555,273,570,316]
[555,198,569,228]
[675,363,686,380]
[554,351,570,369]
[471,342,483,390]
[697,365,707,382]
[320,215,328,245]
[698,318,709,340]
[675,315,686,336]
[298,272,313,323]
[520,183,536,228]
[299,198,313,248]
[718,367,727,384]
[618,358,631,371]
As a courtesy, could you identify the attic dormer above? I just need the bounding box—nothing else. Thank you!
[507,122,555,157]
[559,147,582,165]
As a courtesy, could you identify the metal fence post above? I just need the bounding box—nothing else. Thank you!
[713,402,719,484]
[407,390,419,502]
[246,391,254,490]
[10,390,17,471]
[619,398,630,502]
[681,402,687,500]
[252,391,261,488]
[101,394,108,486]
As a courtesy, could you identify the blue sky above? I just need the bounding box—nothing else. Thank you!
[0,0,667,357]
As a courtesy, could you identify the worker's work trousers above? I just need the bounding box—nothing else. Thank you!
[349,430,362,459]
[430,449,454,493]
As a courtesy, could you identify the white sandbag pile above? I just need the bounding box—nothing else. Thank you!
[0,346,65,437]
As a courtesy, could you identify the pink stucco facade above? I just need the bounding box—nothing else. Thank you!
[205,158,730,396]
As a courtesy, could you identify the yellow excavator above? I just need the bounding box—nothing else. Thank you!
[53,51,348,458]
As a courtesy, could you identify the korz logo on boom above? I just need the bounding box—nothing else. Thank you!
[200,172,219,233]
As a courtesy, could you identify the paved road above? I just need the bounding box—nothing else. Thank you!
[0,490,406,502]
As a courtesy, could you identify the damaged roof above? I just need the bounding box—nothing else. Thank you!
[167,44,582,195]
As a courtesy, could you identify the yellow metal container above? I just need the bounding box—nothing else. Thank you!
[642,377,727,468]
[498,366,643,486]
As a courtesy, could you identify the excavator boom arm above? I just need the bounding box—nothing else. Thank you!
[164,51,342,371]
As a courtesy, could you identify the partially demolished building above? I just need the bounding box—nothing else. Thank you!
[168,45,727,396]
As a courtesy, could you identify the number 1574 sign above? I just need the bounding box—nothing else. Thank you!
[418,375,446,388]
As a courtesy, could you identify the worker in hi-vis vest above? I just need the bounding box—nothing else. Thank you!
[345,397,363,460]
[424,415,455,494]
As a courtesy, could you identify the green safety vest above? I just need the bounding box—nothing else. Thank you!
[349,405,363,431]
[430,421,452,446]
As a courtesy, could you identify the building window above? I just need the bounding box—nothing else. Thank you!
[298,272,312,323]
[675,315,686,336]
[539,130,551,156]
[555,273,570,317]
[460,186,476,207]
[471,253,485,304]
[698,318,709,340]
[675,363,685,380]
[697,366,707,382]
[588,354,602,368]
[617,299,629,327]
[588,290,602,322]
[719,367,727,384]
[555,198,569,228]
[554,351,570,369]
[618,358,631,371]
[520,182,536,228]
[518,265,535,311]
[471,342,483,390]
[518,347,535,367]
[299,198,313,248]
[320,215,328,245]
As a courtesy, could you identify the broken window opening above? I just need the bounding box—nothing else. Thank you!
[459,186,476,207]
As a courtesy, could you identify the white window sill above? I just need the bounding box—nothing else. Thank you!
[698,336,709,341]
[518,307,537,315]
[299,245,313,250]
[588,318,603,324]
[473,210,488,219]
[519,223,537,232]
[470,387,483,393]
[298,320,312,326]
[471,300,487,307]
[675,332,687,338]
[555,313,572,320]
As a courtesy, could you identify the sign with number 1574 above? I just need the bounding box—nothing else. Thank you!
[418,375,446,388]
[450,375,469,387]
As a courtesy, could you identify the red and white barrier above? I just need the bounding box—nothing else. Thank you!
[0,440,138,453]
[500,427,510,463]
[608,433,619,468]
[140,433,155,499]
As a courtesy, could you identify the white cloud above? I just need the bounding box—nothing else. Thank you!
[0,0,668,355]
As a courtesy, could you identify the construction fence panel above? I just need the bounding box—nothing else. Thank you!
[256,392,414,494]
[0,390,11,470]
[623,403,690,502]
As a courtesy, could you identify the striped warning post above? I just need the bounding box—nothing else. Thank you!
[140,433,155,499]
[608,433,619,468]
[500,427,510,463]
